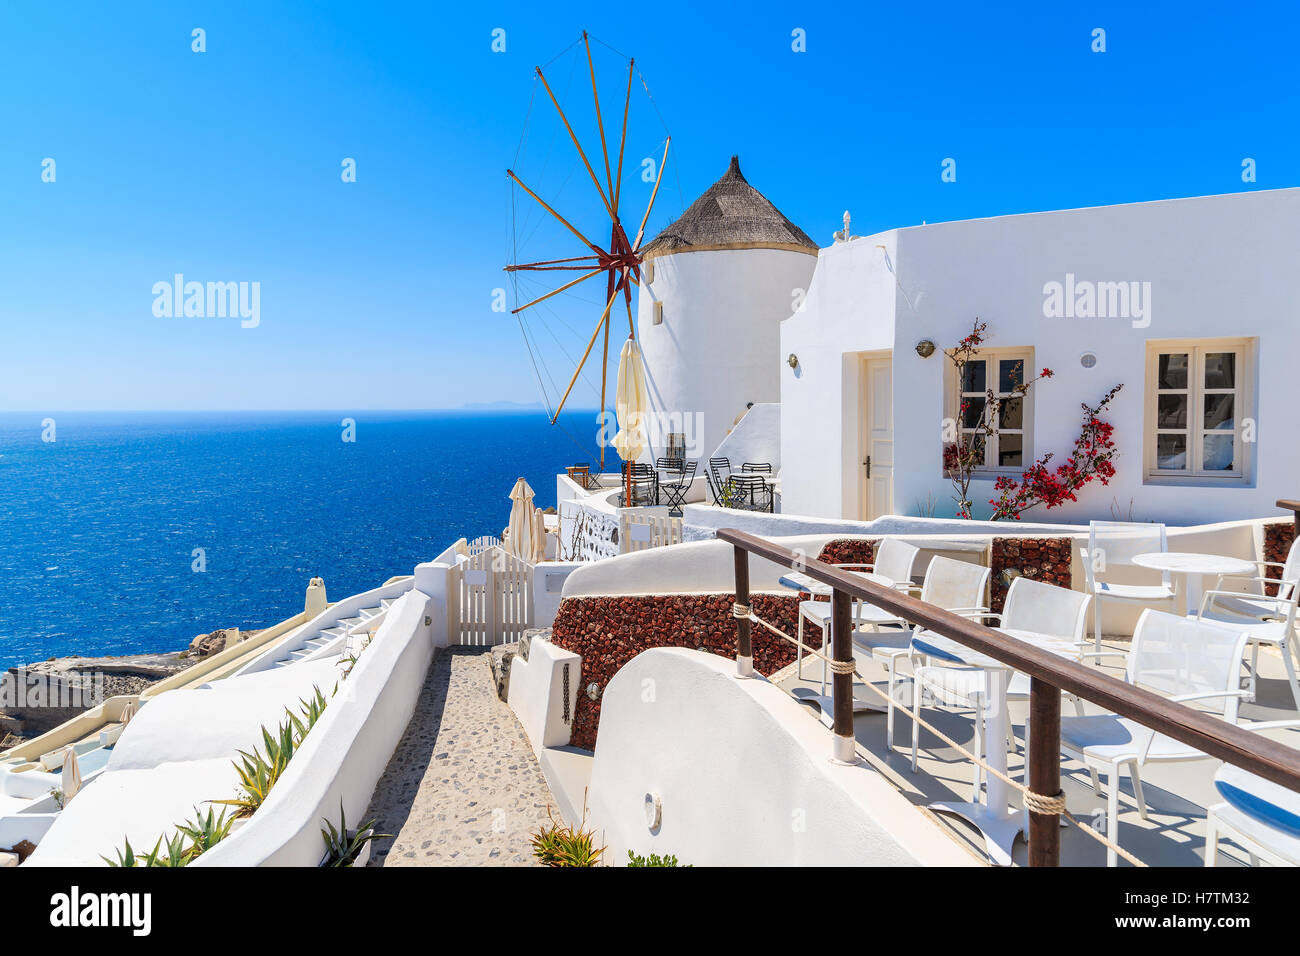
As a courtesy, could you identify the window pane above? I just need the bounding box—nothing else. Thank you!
[1158,353,1188,389]
[1204,393,1234,431]
[961,360,985,394]
[1157,434,1187,470]
[1203,433,1235,471]
[998,433,1023,468]
[1204,352,1236,389]
[961,397,986,428]
[959,434,986,467]
[998,397,1023,430]
[1157,394,1187,428]
[998,359,1025,394]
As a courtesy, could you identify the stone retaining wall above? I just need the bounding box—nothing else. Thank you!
[990,537,1072,613]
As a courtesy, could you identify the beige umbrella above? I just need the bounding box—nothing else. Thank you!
[611,336,648,504]
[120,699,137,723]
[531,506,547,563]
[505,478,539,562]
[60,746,82,804]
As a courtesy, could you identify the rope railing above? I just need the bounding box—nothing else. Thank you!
[717,527,1300,867]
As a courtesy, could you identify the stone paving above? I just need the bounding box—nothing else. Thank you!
[364,646,555,866]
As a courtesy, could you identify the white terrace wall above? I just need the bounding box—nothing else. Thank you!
[195,588,436,867]
[586,647,974,866]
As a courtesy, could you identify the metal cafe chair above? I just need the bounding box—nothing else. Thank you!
[725,473,772,513]
[619,463,659,507]
[660,461,697,517]
[741,461,773,474]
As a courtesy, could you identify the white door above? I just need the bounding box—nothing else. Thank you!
[860,356,894,520]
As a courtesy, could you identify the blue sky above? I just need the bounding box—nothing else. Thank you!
[1,1,1295,411]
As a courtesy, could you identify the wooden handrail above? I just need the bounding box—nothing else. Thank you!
[718,527,1300,793]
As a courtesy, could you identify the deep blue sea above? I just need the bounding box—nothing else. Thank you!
[0,411,616,670]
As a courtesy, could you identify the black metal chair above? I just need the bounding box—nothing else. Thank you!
[655,456,685,473]
[725,473,774,513]
[618,462,659,507]
[742,462,773,474]
[709,457,732,501]
[660,461,697,517]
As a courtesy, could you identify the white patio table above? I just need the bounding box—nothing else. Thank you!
[1132,551,1255,616]
[910,628,1081,866]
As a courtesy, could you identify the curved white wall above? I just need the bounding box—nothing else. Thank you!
[638,248,816,464]
[585,647,975,866]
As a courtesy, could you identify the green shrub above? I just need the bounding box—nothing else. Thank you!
[627,850,689,867]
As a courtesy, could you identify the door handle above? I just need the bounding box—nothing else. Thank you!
[864,455,871,478]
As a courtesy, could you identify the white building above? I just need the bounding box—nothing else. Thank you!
[776,187,1300,525]
[637,156,817,463]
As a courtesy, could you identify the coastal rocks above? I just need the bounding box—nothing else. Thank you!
[188,627,242,658]
[550,592,808,751]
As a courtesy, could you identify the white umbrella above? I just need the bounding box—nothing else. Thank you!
[120,699,137,723]
[611,337,648,503]
[505,478,539,562]
[60,746,82,804]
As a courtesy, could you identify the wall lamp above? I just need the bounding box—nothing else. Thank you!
[787,353,799,369]
[915,339,936,358]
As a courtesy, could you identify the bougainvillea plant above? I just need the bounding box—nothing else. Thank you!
[941,319,1122,520]
[942,320,1054,518]
[988,384,1123,520]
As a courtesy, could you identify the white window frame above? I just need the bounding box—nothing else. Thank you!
[1144,339,1252,482]
[947,347,1035,476]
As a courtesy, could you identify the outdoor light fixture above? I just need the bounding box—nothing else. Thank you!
[998,568,1022,588]
[1080,351,1098,368]
[787,353,799,369]
[915,339,936,358]
[586,682,601,700]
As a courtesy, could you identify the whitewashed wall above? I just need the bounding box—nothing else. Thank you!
[639,247,816,464]
[781,188,1300,525]
[585,648,974,866]
[779,235,898,518]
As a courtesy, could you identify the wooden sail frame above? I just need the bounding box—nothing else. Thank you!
[505,32,669,470]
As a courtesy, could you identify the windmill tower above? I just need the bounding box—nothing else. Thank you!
[636,156,818,462]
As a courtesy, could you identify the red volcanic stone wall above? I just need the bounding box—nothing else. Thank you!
[1264,522,1295,596]
[550,592,813,751]
[816,538,877,567]
[990,537,1072,613]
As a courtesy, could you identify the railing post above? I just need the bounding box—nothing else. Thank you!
[1027,676,1061,866]
[732,545,754,678]
[830,588,856,763]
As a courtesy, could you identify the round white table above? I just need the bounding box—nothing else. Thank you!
[910,628,1081,866]
[1132,551,1255,616]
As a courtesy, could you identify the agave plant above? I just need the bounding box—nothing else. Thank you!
[529,808,604,867]
[211,719,298,818]
[320,801,388,867]
[103,833,187,868]
[289,686,328,743]
[175,806,234,861]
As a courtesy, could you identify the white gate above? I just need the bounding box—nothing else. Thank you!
[453,546,534,645]
[620,512,683,554]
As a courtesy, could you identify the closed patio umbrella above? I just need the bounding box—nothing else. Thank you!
[60,746,82,804]
[505,478,539,562]
[611,336,648,504]
[532,506,547,563]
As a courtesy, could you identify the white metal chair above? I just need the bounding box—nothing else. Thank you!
[906,577,1093,797]
[1205,724,1300,866]
[1060,609,1252,866]
[796,538,923,694]
[1081,520,1177,654]
[857,555,992,749]
[1192,537,1300,710]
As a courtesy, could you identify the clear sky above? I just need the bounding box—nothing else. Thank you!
[1,1,1295,411]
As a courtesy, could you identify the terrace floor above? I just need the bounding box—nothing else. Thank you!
[775,636,1300,866]
[363,646,555,867]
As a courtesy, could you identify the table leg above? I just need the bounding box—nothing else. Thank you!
[1182,572,1205,617]
[928,668,1023,866]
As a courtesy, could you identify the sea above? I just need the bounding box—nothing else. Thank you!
[0,411,617,670]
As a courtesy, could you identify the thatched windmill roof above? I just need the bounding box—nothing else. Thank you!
[641,156,818,260]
